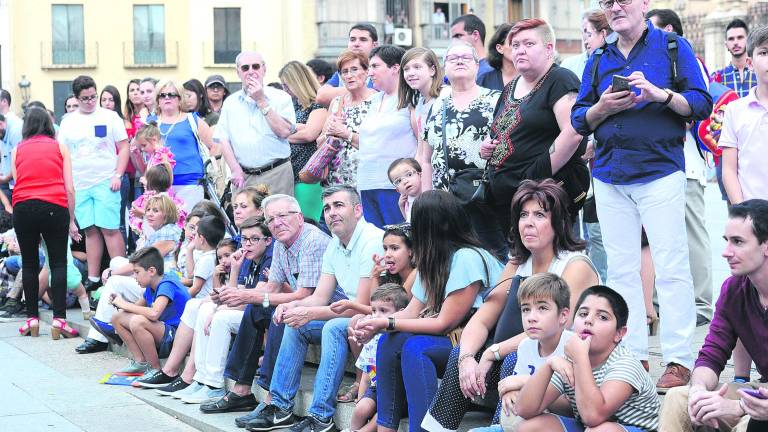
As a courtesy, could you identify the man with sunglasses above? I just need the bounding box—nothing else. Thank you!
[58,75,129,293]
[205,74,230,114]
[571,0,712,391]
[216,51,297,196]
[316,23,379,106]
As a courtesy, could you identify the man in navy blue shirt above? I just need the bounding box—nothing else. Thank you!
[316,23,378,106]
[571,0,712,391]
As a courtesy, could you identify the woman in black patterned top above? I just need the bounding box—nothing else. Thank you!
[279,61,329,221]
[422,40,506,259]
[481,19,589,235]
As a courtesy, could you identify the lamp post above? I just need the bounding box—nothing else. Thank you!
[18,75,31,112]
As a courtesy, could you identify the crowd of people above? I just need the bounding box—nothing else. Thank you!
[2,1,768,431]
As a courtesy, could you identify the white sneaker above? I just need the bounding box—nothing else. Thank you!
[181,385,225,404]
[171,381,204,399]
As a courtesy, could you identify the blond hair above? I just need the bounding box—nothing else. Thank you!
[278,61,320,109]
[154,79,186,113]
[144,194,179,227]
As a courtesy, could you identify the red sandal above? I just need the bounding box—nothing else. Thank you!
[19,317,40,337]
[51,318,79,340]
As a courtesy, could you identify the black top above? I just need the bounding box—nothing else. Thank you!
[488,65,587,204]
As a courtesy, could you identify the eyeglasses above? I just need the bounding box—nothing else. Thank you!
[241,236,268,245]
[240,63,262,73]
[391,170,419,187]
[340,66,362,76]
[445,54,476,64]
[78,95,97,103]
[158,92,180,99]
[598,0,633,10]
[265,211,299,226]
[383,222,412,239]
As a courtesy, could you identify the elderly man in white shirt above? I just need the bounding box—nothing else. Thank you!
[216,51,297,195]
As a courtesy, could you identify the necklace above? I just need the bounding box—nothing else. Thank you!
[158,113,182,144]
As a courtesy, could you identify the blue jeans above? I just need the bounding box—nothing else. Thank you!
[270,318,352,421]
[585,222,608,283]
[5,249,45,275]
[376,332,452,432]
[360,189,403,229]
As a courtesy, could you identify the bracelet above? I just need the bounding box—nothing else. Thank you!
[662,89,674,106]
[458,353,476,365]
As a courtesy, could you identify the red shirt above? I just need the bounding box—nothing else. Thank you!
[13,135,68,208]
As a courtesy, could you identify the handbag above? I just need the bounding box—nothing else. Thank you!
[492,275,527,344]
[441,99,489,206]
[299,97,346,184]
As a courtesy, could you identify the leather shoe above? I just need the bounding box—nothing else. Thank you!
[200,391,257,414]
[84,279,102,293]
[75,338,108,354]
[656,362,690,393]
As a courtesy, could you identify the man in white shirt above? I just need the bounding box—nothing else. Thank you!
[58,76,129,291]
[216,51,296,196]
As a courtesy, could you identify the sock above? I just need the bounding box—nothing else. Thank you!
[88,276,99,283]
[78,296,90,312]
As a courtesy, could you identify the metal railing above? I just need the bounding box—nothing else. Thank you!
[41,41,98,69]
[123,40,178,68]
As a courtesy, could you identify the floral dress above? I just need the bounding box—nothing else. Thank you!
[324,93,377,188]
[290,100,324,182]
[423,87,500,190]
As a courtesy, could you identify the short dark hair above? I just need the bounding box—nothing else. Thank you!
[486,23,513,70]
[129,247,165,276]
[306,58,335,83]
[22,107,56,139]
[369,45,406,68]
[726,18,749,36]
[574,285,629,330]
[72,75,96,98]
[322,185,361,205]
[239,216,270,237]
[0,89,10,105]
[196,215,226,248]
[728,199,768,244]
[387,157,421,180]
[646,9,683,37]
[371,283,409,310]
[350,23,378,42]
[451,14,487,43]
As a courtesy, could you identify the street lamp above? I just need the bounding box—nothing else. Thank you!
[18,75,31,111]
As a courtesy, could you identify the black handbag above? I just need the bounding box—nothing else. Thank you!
[492,275,526,344]
[441,99,489,206]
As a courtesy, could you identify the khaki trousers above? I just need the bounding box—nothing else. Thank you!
[659,385,763,432]
[240,160,294,197]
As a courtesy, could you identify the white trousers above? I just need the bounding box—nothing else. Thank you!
[192,302,244,388]
[87,275,144,343]
[594,171,695,369]
[180,298,204,328]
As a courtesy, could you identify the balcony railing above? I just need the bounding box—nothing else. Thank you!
[41,41,98,69]
[123,40,178,68]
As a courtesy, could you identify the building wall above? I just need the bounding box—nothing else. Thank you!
[6,0,317,115]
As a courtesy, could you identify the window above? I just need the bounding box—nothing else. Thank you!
[213,8,240,64]
[133,5,165,64]
[52,4,84,65]
[53,81,73,122]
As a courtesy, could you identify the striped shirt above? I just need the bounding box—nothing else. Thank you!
[550,344,660,430]
[268,223,330,292]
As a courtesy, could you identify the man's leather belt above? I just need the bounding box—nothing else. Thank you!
[242,158,290,176]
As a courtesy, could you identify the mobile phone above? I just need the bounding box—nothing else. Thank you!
[611,75,631,92]
[741,388,768,399]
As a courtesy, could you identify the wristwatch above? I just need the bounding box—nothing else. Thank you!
[661,88,674,106]
[490,343,501,361]
[262,292,270,308]
[387,316,396,331]
[260,104,272,116]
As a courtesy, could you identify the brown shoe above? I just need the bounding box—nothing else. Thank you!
[656,363,690,393]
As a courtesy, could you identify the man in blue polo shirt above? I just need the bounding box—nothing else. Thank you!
[571,0,712,391]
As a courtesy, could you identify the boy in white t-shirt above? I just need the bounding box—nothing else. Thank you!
[186,216,224,299]
[57,75,129,292]
[488,273,573,431]
[350,283,410,432]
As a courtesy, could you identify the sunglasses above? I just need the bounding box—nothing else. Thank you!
[158,92,180,99]
[240,63,262,73]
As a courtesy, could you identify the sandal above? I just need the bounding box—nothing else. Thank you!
[19,317,39,337]
[52,318,79,340]
[336,381,360,403]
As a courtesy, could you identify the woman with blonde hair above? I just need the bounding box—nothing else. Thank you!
[279,61,329,220]
[149,79,215,212]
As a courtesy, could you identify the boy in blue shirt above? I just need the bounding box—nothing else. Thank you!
[110,247,191,376]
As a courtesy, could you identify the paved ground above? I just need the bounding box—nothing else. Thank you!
[0,181,744,431]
